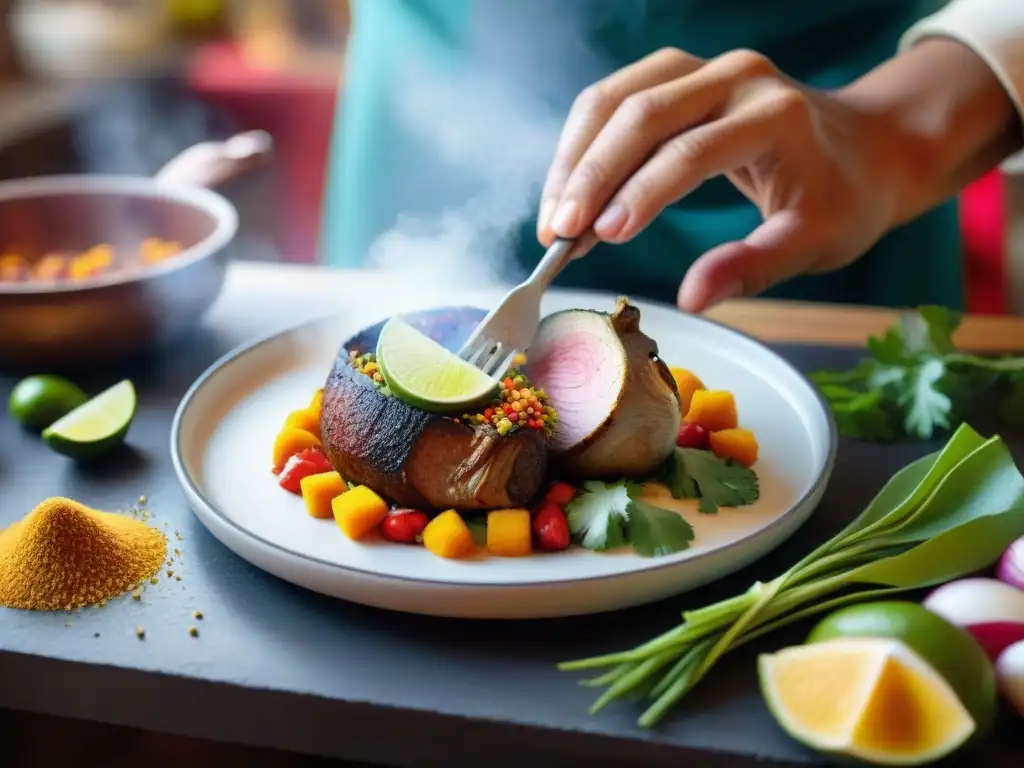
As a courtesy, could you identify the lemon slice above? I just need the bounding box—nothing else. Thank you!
[376,318,497,414]
[759,637,974,766]
[42,380,136,460]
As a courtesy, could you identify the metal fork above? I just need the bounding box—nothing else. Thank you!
[457,237,584,379]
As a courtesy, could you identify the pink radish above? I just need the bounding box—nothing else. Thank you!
[923,578,1024,661]
[998,535,1024,592]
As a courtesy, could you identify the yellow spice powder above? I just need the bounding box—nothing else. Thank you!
[0,497,167,610]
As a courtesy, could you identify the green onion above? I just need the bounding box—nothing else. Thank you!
[558,423,1024,727]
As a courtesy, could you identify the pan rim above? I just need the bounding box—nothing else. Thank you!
[0,174,239,296]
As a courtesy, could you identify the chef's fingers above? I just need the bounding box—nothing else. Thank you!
[538,47,703,245]
[544,69,733,245]
[676,209,837,312]
[592,91,790,243]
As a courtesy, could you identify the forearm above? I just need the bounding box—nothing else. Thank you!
[836,0,1023,226]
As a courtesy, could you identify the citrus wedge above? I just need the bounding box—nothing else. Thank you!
[807,601,997,732]
[759,637,974,766]
[41,379,136,460]
[376,318,497,414]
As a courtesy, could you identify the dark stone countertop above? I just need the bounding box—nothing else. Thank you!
[1,323,1022,768]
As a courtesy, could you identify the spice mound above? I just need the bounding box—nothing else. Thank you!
[0,497,167,610]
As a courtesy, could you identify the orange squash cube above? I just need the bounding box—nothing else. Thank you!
[422,509,476,559]
[709,428,759,468]
[285,408,322,441]
[486,509,532,557]
[309,388,324,416]
[272,427,321,473]
[669,367,706,416]
[332,485,389,539]
[685,390,738,432]
[299,471,347,519]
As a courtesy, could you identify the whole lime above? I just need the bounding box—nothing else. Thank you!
[8,375,88,431]
[807,600,997,732]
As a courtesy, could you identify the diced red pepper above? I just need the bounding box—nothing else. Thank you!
[277,448,333,494]
[533,502,570,551]
[676,421,710,450]
[381,509,430,544]
[543,481,578,507]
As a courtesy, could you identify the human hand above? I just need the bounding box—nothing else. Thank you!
[537,47,917,312]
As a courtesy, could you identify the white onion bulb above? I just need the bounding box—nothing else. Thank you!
[995,640,1024,718]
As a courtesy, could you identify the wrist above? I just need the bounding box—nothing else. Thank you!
[835,38,1021,226]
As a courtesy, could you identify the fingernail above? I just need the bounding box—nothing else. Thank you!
[550,200,580,237]
[537,199,556,237]
[594,204,628,239]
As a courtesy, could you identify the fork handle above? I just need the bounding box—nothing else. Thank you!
[528,238,579,291]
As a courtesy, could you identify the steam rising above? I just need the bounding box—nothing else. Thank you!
[364,68,561,301]
[363,1,611,306]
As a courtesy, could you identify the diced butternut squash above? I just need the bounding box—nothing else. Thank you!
[300,470,347,519]
[309,388,324,416]
[669,367,706,416]
[285,408,322,440]
[486,508,532,557]
[332,485,389,540]
[422,509,475,559]
[272,427,321,473]
[709,428,759,468]
[685,389,738,432]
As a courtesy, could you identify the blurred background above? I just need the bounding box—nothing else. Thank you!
[0,0,1018,314]
[0,0,347,269]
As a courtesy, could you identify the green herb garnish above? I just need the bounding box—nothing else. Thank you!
[663,448,760,514]
[812,305,1024,440]
[565,480,694,557]
[558,424,1024,727]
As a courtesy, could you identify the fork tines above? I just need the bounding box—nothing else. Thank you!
[461,336,518,380]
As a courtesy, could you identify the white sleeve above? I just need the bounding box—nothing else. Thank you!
[899,0,1024,123]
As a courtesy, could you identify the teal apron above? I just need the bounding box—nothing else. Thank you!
[321,0,960,309]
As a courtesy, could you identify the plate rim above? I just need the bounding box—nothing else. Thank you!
[170,291,838,588]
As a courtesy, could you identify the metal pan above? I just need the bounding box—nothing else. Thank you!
[0,130,273,368]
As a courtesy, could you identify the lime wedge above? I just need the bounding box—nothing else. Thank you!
[8,374,88,431]
[42,379,137,460]
[376,318,497,414]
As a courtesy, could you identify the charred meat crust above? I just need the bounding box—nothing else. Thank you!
[321,351,548,510]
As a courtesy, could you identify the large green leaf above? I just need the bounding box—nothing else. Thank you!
[879,437,1024,544]
[848,510,1024,589]
[830,424,986,548]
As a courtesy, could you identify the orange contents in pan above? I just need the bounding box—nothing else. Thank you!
[0,238,183,284]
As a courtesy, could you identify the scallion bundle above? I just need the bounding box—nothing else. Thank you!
[559,424,1024,727]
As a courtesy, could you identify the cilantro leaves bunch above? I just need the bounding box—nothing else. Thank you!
[811,305,1024,441]
[565,448,760,558]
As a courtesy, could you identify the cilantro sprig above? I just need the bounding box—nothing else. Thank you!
[565,449,760,558]
[662,448,760,514]
[812,305,1024,441]
[565,480,695,557]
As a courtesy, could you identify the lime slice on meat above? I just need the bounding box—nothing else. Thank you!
[42,379,137,460]
[8,374,88,431]
[376,318,498,414]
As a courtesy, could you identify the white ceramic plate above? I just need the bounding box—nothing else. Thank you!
[172,289,835,619]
